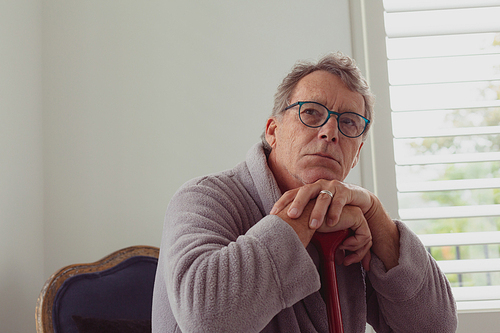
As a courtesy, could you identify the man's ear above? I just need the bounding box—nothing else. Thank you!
[265,117,278,149]
[351,142,364,169]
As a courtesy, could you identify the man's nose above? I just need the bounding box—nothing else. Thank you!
[318,115,340,142]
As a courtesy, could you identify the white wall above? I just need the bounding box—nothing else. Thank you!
[41,0,353,274]
[0,1,44,332]
[1,0,354,331]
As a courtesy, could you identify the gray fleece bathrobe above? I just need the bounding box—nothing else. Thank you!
[152,143,457,333]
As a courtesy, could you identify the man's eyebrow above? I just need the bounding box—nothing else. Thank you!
[301,99,365,116]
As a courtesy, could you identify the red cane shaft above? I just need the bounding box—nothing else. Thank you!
[311,230,349,333]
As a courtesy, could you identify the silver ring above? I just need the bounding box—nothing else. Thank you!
[320,189,333,199]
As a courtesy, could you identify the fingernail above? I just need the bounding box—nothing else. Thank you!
[270,207,277,215]
[310,219,320,229]
[327,219,334,226]
[288,207,298,217]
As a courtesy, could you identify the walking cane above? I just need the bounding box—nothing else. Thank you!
[311,230,350,333]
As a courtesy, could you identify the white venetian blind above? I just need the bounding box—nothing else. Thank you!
[383,0,500,311]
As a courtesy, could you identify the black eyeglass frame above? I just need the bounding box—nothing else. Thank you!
[284,101,371,138]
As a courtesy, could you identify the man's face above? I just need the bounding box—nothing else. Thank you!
[266,70,365,192]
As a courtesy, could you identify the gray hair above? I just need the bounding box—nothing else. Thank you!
[261,52,375,152]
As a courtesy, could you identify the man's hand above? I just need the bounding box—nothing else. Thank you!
[270,179,400,271]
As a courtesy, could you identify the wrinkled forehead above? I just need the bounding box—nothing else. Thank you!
[290,71,366,116]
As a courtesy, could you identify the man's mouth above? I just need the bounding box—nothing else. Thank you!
[309,153,340,165]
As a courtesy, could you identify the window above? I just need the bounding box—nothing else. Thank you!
[352,0,500,312]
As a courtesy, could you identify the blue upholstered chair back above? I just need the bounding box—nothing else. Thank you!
[36,246,159,333]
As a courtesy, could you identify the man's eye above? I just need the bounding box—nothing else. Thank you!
[341,118,355,125]
[340,116,360,128]
[301,108,321,117]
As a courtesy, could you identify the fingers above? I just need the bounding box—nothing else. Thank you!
[270,180,366,233]
[338,206,372,268]
[339,248,371,271]
[308,190,335,229]
[270,183,331,223]
[318,205,373,268]
[269,188,299,216]
[270,180,342,220]
[270,179,373,222]
[269,180,375,267]
[284,185,325,219]
[343,242,372,268]
[337,207,371,248]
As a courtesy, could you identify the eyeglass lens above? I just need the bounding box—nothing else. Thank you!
[298,102,366,137]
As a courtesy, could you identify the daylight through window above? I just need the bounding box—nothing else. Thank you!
[383,0,500,311]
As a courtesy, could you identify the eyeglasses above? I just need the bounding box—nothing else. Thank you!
[284,101,370,138]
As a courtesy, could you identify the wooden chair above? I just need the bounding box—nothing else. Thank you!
[35,245,159,333]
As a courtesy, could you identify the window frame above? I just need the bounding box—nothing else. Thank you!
[349,0,500,318]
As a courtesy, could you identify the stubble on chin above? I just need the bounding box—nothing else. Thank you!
[284,164,343,190]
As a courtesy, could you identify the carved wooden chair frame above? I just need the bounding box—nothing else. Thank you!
[35,245,159,333]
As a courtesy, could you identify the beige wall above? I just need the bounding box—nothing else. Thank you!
[1,0,353,331]
[41,0,353,273]
[1,1,44,332]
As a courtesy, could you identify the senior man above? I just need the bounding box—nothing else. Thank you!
[152,52,457,332]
